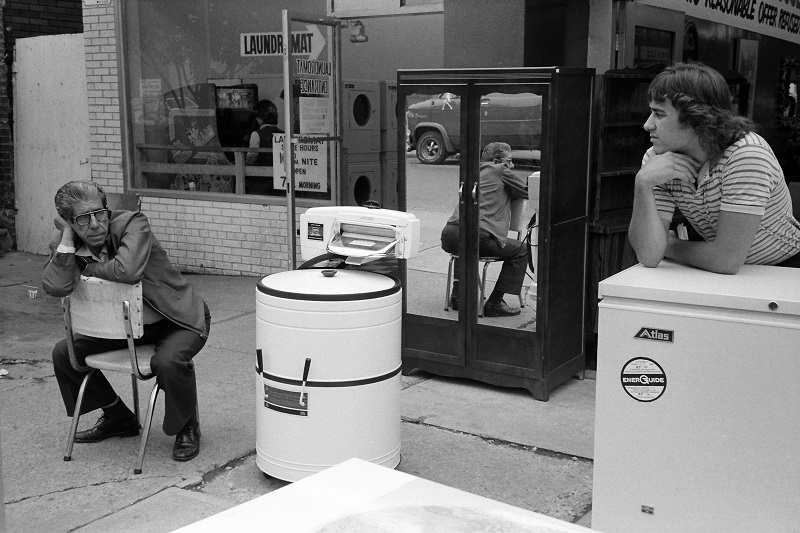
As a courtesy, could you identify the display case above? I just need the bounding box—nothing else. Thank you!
[399,67,594,401]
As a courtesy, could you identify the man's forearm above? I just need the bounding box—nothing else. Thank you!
[629,180,668,267]
[665,238,741,274]
[664,210,761,274]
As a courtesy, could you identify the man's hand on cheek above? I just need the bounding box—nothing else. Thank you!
[54,215,75,247]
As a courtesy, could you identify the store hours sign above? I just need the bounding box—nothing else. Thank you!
[272,134,328,193]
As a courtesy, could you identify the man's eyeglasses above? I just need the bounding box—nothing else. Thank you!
[502,157,514,167]
[72,209,110,226]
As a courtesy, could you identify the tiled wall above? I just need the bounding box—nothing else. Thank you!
[82,2,293,277]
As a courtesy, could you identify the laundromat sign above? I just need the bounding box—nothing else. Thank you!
[240,26,326,60]
[637,0,800,44]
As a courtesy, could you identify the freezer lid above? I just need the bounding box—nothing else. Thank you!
[599,260,800,316]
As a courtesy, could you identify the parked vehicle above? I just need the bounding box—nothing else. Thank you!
[406,92,542,164]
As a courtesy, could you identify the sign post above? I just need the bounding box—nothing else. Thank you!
[281,10,342,269]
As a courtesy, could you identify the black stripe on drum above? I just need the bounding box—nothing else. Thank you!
[266,402,308,417]
[261,365,401,387]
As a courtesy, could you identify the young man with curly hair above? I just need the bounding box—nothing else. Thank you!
[629,62,800,273]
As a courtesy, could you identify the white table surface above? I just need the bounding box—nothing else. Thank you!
[174,458,593,532]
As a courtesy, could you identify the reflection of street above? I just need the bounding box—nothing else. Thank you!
[404,153,540,329]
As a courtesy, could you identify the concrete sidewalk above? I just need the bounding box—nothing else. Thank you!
[0,251,595,532]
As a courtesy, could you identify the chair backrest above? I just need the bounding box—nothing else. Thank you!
[65,276,144,339]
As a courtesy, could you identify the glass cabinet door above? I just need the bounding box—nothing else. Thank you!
[402,83,468,366]
[471,83,545,370]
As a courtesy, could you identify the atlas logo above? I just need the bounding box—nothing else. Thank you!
[634,327,673,343]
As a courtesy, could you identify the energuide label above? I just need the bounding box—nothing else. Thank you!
[620,357,667,402]
[264,383,308,416]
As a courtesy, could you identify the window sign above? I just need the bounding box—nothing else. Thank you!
[296,57,334,136]
[240,27,325,59]
[637,0,800,46]
[272,134,328,193]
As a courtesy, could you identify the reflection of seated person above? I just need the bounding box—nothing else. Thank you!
[245,100,283,195]
[441,142,529,317]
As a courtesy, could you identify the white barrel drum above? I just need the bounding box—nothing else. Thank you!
[255,268,402,482]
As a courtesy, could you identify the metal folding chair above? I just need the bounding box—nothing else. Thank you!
[444,254,525,317]
[61,275,159,474]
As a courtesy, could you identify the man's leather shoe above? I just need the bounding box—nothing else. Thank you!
[483,300,521,317]
[449,293,458,310]
[74,414,139,443]
[173,421,200,462]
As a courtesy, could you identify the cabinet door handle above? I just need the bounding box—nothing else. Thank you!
[472,183,478,205]
[459,181,464,204]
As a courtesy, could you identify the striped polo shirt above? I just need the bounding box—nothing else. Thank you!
[646,131,800,265]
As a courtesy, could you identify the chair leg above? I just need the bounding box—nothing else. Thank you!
[130,374,141,426]
[445,256,454,311]
[64,370,94,461]
[134,382,160,475]
[479,261,491,317]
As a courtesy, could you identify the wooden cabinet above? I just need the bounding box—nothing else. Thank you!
[585,69,658,363]
[399,67,594,401]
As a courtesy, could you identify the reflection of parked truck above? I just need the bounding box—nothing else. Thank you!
[406,92,542,164]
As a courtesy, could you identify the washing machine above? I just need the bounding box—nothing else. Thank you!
[343,154,381,206]
[343,80,381,156]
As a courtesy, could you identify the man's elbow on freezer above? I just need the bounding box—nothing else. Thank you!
[634,250,663,268]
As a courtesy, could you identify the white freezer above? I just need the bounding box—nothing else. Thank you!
[592,260,800,533]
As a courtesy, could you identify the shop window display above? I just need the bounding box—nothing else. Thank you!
[778,58,800,180]
[123,0,335,201]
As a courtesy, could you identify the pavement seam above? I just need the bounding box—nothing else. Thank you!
[6,475,174,506]
[184,449,258,491]
[400,416,594,464]
[64,484,179,533]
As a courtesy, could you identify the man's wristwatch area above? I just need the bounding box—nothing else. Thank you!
[56,244,76,254]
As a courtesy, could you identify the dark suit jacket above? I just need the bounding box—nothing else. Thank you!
[42,210,209,338]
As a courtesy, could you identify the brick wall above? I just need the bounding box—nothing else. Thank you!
[82,2,122,195]
[0,0,83,250]
[82,2,293,276]
[143,197,290,276]
[5,0,82,41]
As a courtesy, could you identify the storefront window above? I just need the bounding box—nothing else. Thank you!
[634,27,673,68]
[122,0,336,201]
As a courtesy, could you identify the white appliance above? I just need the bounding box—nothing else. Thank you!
[255,205,419,482]
[592,260,800,533]
[300,205,420,265]
[343,79,381,155]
